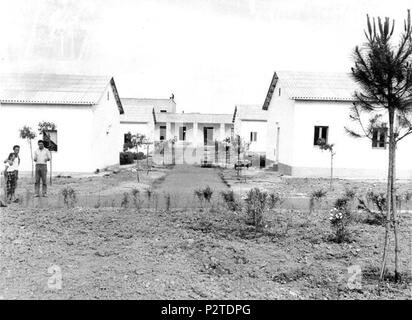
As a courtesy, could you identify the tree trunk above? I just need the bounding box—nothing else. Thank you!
[330,152,334,190]
[136,144,140,182]
[380,108,395,282]
[29,140,34,178]
[146,144,149,175]
[392,142,400,282]
[49,151,53,185]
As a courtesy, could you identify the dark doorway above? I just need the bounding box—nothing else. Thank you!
[203,127,214,146]
[259,154,266,169]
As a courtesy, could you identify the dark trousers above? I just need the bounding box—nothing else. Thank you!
[6,172,16,199]
[35,164,47,196]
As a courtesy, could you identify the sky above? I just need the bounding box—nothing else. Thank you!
[0,0,410,113]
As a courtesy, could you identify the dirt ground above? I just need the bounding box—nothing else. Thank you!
[0,165,411,299]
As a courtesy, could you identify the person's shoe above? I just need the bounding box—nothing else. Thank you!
[42,194,48,198]
[13,198,19,203]
[34,194,40,198]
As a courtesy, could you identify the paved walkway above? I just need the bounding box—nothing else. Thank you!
[154,165,228,208]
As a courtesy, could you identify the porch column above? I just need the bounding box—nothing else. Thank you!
[193,122,198,147]
[219,123,226,141]
[166,122,172,140]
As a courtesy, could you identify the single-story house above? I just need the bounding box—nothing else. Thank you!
[232,104,268,154]
[262,71,412,179]
[0,73,124,173]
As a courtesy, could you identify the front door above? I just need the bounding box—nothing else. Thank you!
[203,127,214,146]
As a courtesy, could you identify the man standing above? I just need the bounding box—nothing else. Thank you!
[34,140,51,197]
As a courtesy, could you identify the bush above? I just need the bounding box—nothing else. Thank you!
[202,186,213,203]
[121,192,130,208]
[120,152,135,165]
[309,189,327,213]
[220,190,241,212]
[329,195,353,243]
[194,186,214,207]
[133,152,146,160]
[131,188,143,210]
[357,191,386,225]
[267,192,284,209]
[61,187,77,208]
[244,188,268,229]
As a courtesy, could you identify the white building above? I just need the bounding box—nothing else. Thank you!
[119,97,234,165]
[0,73,124,173]
[232,104,268,154]
[262,71,412,179]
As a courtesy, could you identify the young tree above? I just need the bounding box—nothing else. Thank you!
[346,10,412,282]
[226,135,250,177]
[38,121,57,185]
[131,133,146,182]
[19,126,37,177]
[317,139,336,190]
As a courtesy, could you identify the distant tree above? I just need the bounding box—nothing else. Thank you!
[317,139,336,190]
[19,126,37,177]
[346,10,412,282]
[225,135,250,176]
[38,121,57,185]
[130,133,146,181]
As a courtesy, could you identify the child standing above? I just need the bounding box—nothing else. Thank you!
[4,153,18,203]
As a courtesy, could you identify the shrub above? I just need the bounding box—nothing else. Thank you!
[344,188,356,200]
[309,189,327,213]
[120,192,129,208]
[134,152,146,160]
[329,195,353,243]
[61,187,77,208]
[131,188,143,210]
[220,190,241,212]
[165,193,171,212]
[357,191,386,225]
[202,186,213,203]
[194,189,204,206]
[120,152,135,165]
[267,192,284,209]
[244,188,268,229]
[146,188,153,208]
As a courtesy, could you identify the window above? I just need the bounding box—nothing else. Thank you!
[159,126,166,140]
[43,130,58,152]
[314,126,328,145]
[179,126,187,141]
[160,110,167,113]
[250,131,257,142]
[372,127,387,149]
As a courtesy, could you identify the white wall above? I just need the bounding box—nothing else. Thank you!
[90,84,123,171]
[154,122,232,146]
[291,100,412,178]
[0,104,94,173]
[235,119,267,153]
[265,88,296,169]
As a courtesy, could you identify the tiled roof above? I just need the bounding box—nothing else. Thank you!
[120,98,155,123]
[233,104,268,122]
[121,97,176,113]
[263,71,359,109]
[0,73,123,113]
[155,112,233,124]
